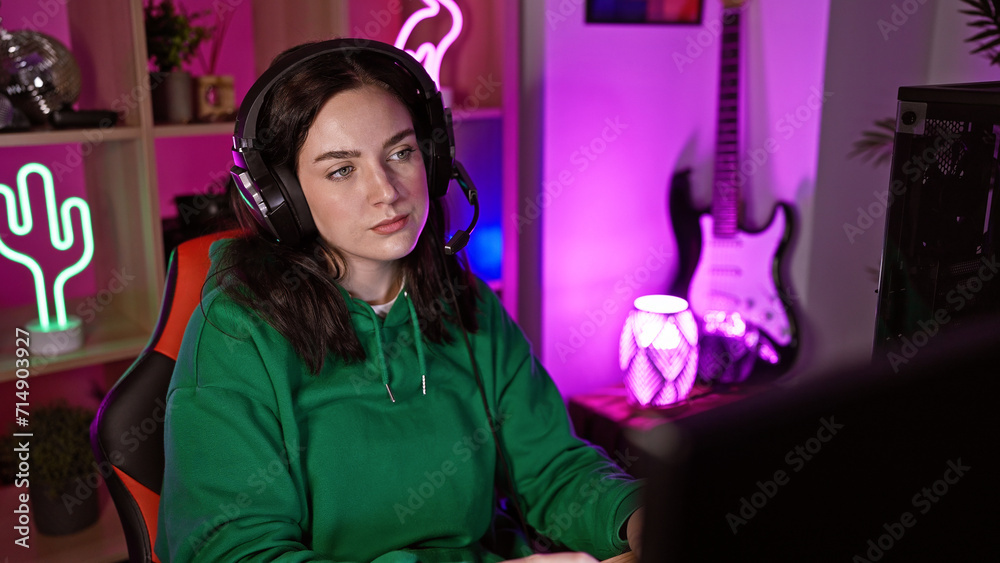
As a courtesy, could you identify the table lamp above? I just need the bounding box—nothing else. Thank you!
[619,294,699,407]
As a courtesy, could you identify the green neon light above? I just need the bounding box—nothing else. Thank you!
[0,162,94,332]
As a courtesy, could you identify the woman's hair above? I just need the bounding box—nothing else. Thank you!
[215,44,480,374]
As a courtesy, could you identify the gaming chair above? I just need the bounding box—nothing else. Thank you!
[90,229,239,562]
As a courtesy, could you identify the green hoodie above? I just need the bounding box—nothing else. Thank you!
[155,243,643,562]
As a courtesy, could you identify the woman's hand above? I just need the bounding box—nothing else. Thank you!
[501,553,599,562]
[501,507,645,563]
[626,507,644,558]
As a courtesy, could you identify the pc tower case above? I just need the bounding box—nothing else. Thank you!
[873,82,1000,363]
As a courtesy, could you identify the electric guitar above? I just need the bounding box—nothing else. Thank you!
[668,0,799,377]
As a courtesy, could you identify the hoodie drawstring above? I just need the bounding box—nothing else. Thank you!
[363,305,394,402]
[404,291,428,395]
[364,291,428,402]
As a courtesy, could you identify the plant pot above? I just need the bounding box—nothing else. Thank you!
[194,74,235,122]
[31,484,99,536]
[151,70,194,124]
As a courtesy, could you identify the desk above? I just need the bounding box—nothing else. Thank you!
[568,383,769,478]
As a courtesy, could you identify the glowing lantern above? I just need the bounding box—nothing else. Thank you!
[620,295,699,407]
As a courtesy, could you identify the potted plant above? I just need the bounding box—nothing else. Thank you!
[144,0,211,123]
[30,401,100,535]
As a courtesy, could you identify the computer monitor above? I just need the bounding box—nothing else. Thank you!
[636,314,999,562]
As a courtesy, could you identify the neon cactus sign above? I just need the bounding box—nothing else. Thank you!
[0,162,94,335]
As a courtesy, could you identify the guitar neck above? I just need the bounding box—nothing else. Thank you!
[712,4,744,237]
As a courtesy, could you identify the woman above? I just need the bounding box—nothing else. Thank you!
[155,39,643,563]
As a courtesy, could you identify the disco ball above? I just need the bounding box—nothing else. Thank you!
[0,22,82,125]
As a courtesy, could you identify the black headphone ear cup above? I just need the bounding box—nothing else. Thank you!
[270,162,317,242]
[233,148,287,241]
[230,167,273,238]
[423,103,455,199]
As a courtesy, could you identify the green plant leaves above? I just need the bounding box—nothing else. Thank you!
[144,0,212,73]
[849,117,897,167]
[31,401,96,498]
[959,0,1000,65]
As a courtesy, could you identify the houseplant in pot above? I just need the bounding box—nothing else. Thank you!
[31,401,100,535]
[144,0,210,124]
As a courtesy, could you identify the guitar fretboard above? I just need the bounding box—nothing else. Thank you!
[713,7,743,238]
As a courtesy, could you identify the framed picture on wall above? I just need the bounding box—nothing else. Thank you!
[586,0,704,24]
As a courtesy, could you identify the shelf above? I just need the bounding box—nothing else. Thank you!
[0,127,142,148]
[154,121,236,138]
[0,485,128,563]
[0,337,147,383]
[0,301,151,382]
[452,106,502,122]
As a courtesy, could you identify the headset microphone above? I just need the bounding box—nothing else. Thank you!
[444,160,479,255]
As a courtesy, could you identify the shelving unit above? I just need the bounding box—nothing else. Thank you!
[1,0,162,382]
[0,127,143,148]
[0,0,520,559]
[153,121,234,138]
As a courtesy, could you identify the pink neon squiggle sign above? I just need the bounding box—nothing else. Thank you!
[394,0,463,90]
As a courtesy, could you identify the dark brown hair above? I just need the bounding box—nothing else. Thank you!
[215,45,479,374]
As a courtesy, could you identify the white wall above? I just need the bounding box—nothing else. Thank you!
[540,0,715,398]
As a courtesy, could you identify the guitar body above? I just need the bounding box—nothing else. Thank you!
[668,169,800,374]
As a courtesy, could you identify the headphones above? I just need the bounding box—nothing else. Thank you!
[230,39,478,252]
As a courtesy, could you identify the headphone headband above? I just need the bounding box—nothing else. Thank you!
[234,39,444,148]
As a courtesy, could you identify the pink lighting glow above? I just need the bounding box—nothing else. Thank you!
[620,295,699,407]
[539,0,830,398]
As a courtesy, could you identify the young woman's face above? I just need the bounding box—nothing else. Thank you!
[297,85,429,272]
